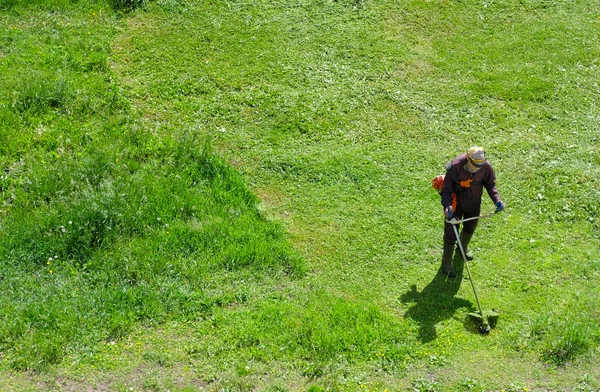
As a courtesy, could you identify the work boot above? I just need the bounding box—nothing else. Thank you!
[458,231,474,260]
[441,242,456,278]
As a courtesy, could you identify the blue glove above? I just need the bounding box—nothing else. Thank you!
[445,206,453,219]
[495,201,505,213]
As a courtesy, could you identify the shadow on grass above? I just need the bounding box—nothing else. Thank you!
[400,254,475,342]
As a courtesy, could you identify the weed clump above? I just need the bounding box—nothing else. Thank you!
[508,308,600,367]
[541,320,599,366]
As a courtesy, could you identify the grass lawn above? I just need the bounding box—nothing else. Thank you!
[1,0,599,391]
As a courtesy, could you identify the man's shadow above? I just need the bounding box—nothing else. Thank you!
[400,254,475,342]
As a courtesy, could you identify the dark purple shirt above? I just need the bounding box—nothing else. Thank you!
[441,153,501,212]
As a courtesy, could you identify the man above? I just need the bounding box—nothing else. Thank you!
[440,146,505,278]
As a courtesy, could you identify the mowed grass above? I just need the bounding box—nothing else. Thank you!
[1,0,600,391]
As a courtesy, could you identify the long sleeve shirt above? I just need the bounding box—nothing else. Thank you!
[441,153,501,212]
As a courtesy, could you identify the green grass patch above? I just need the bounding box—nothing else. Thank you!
[208,289,418,363]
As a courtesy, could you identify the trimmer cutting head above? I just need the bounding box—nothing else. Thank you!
[467,310,500,334]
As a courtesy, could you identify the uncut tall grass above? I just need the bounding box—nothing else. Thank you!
[0,1,302,370]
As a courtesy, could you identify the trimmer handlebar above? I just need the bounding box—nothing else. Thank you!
[445,211,499,224]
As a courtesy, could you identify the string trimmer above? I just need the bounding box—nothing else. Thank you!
[447,212,500,334]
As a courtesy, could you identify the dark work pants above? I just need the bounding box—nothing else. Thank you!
[443,208,480,245]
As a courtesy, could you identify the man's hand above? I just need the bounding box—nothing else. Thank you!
[495,200,506,213]
[444,206,454,218]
